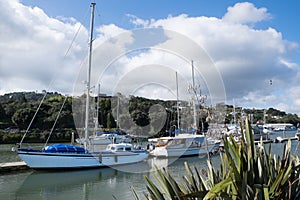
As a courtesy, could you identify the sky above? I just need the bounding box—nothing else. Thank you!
[1,0,300,115]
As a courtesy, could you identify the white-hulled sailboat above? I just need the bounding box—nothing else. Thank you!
[17,3,148,170]
[148,69,220,158]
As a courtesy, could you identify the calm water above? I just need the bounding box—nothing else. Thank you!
[0,151,220,200]
[1,133,300,200]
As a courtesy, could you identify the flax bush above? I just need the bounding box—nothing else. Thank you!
[132,117,300,199]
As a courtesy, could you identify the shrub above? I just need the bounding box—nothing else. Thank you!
[132,117,300,199]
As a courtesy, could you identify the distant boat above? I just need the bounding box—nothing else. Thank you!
[148,70,220,158]
[17,3,148,170]
[148,133,220,157]
[76,131,132,145]
[252,125,269,141]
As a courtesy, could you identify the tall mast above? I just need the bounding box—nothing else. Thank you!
[116,96,120,129]
[233,99,236,125]
[94,83,100,136]
[192,60,195,89]
[176,72,180,133]
[192,60,198,132]
[84,2,96,150]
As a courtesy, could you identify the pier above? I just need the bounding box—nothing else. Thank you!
[254,135,299,145]
[0,161,29,173]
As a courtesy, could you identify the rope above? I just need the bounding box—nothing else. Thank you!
[19,6,91,148]
[44,96,68,148]
[19,92,47,148]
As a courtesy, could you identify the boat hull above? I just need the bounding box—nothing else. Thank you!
[18,149,148,169]
[18,150,102,169]
[150,143,219,158]
[98,151,149,166]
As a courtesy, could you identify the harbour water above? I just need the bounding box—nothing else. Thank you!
[0,150,220,200]
[1,135,300,200]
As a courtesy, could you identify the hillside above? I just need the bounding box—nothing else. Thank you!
[0,91,299,143]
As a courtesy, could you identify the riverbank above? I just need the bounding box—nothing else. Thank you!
[0,128,75,144]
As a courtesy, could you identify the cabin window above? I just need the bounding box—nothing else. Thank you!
[125,147,131,151]
[117,147,123,151]
[157,139,167,145]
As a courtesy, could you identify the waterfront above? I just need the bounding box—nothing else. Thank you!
[0,147,220,200]
[1,137,300,200]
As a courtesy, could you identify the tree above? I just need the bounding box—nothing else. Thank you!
[106,112,116,129]
[267,107,286,117]
[12,108,35,129]
[0,104,7,120]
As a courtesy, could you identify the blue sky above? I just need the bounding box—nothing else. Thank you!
[1,0,300,115]
[20,0,299,40]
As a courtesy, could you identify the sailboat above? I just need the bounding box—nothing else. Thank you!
[149,69,220,158]
[76,92,132,145]
[148,133,220,157]
[16,3,148,170]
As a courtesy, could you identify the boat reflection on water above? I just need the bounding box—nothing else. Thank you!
[14,158,166,199]
[17,168,115,199]
[15,156,215,200]
[16,167,147,200]
[0,171,30,200]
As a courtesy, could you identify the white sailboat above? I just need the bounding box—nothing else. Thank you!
[149,134,220,157]
[17,3,148,170]
[76,92,132,145]
[76,132,132,145]
[149,68,220,158]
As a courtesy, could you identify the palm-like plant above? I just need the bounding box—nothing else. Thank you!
[132,117,300,199]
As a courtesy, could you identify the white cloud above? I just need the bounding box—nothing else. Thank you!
[126,14,149,27]
[278,87,300,114]
[279,58,298,69]
[112,2,298,113]
[222,2,271,24]
[0,0,87,94]
[1,1,299,115]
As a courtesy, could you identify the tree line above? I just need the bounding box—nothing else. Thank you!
[1,92,300,143]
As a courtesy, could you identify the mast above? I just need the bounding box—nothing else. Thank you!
[94,84,100,136]
[191,60,198,132]
[233,99,236,125]
[84,2,96,150]
[176,72,180,133]
[116,96,119,129]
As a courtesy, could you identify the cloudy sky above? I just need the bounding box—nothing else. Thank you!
[1,0,300,114]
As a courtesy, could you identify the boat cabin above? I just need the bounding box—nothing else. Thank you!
[106,143,133,152]
[155,135,205,148]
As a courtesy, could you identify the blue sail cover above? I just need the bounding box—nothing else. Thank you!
[44,144,85,153]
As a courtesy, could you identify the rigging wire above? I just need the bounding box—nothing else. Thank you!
[44,96,69,148]
[19,6,91,148]
[19,93,47,148]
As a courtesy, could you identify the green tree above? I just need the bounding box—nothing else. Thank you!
[0,103,7,120]
[12,108,35,129]
[106,112,116,129]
